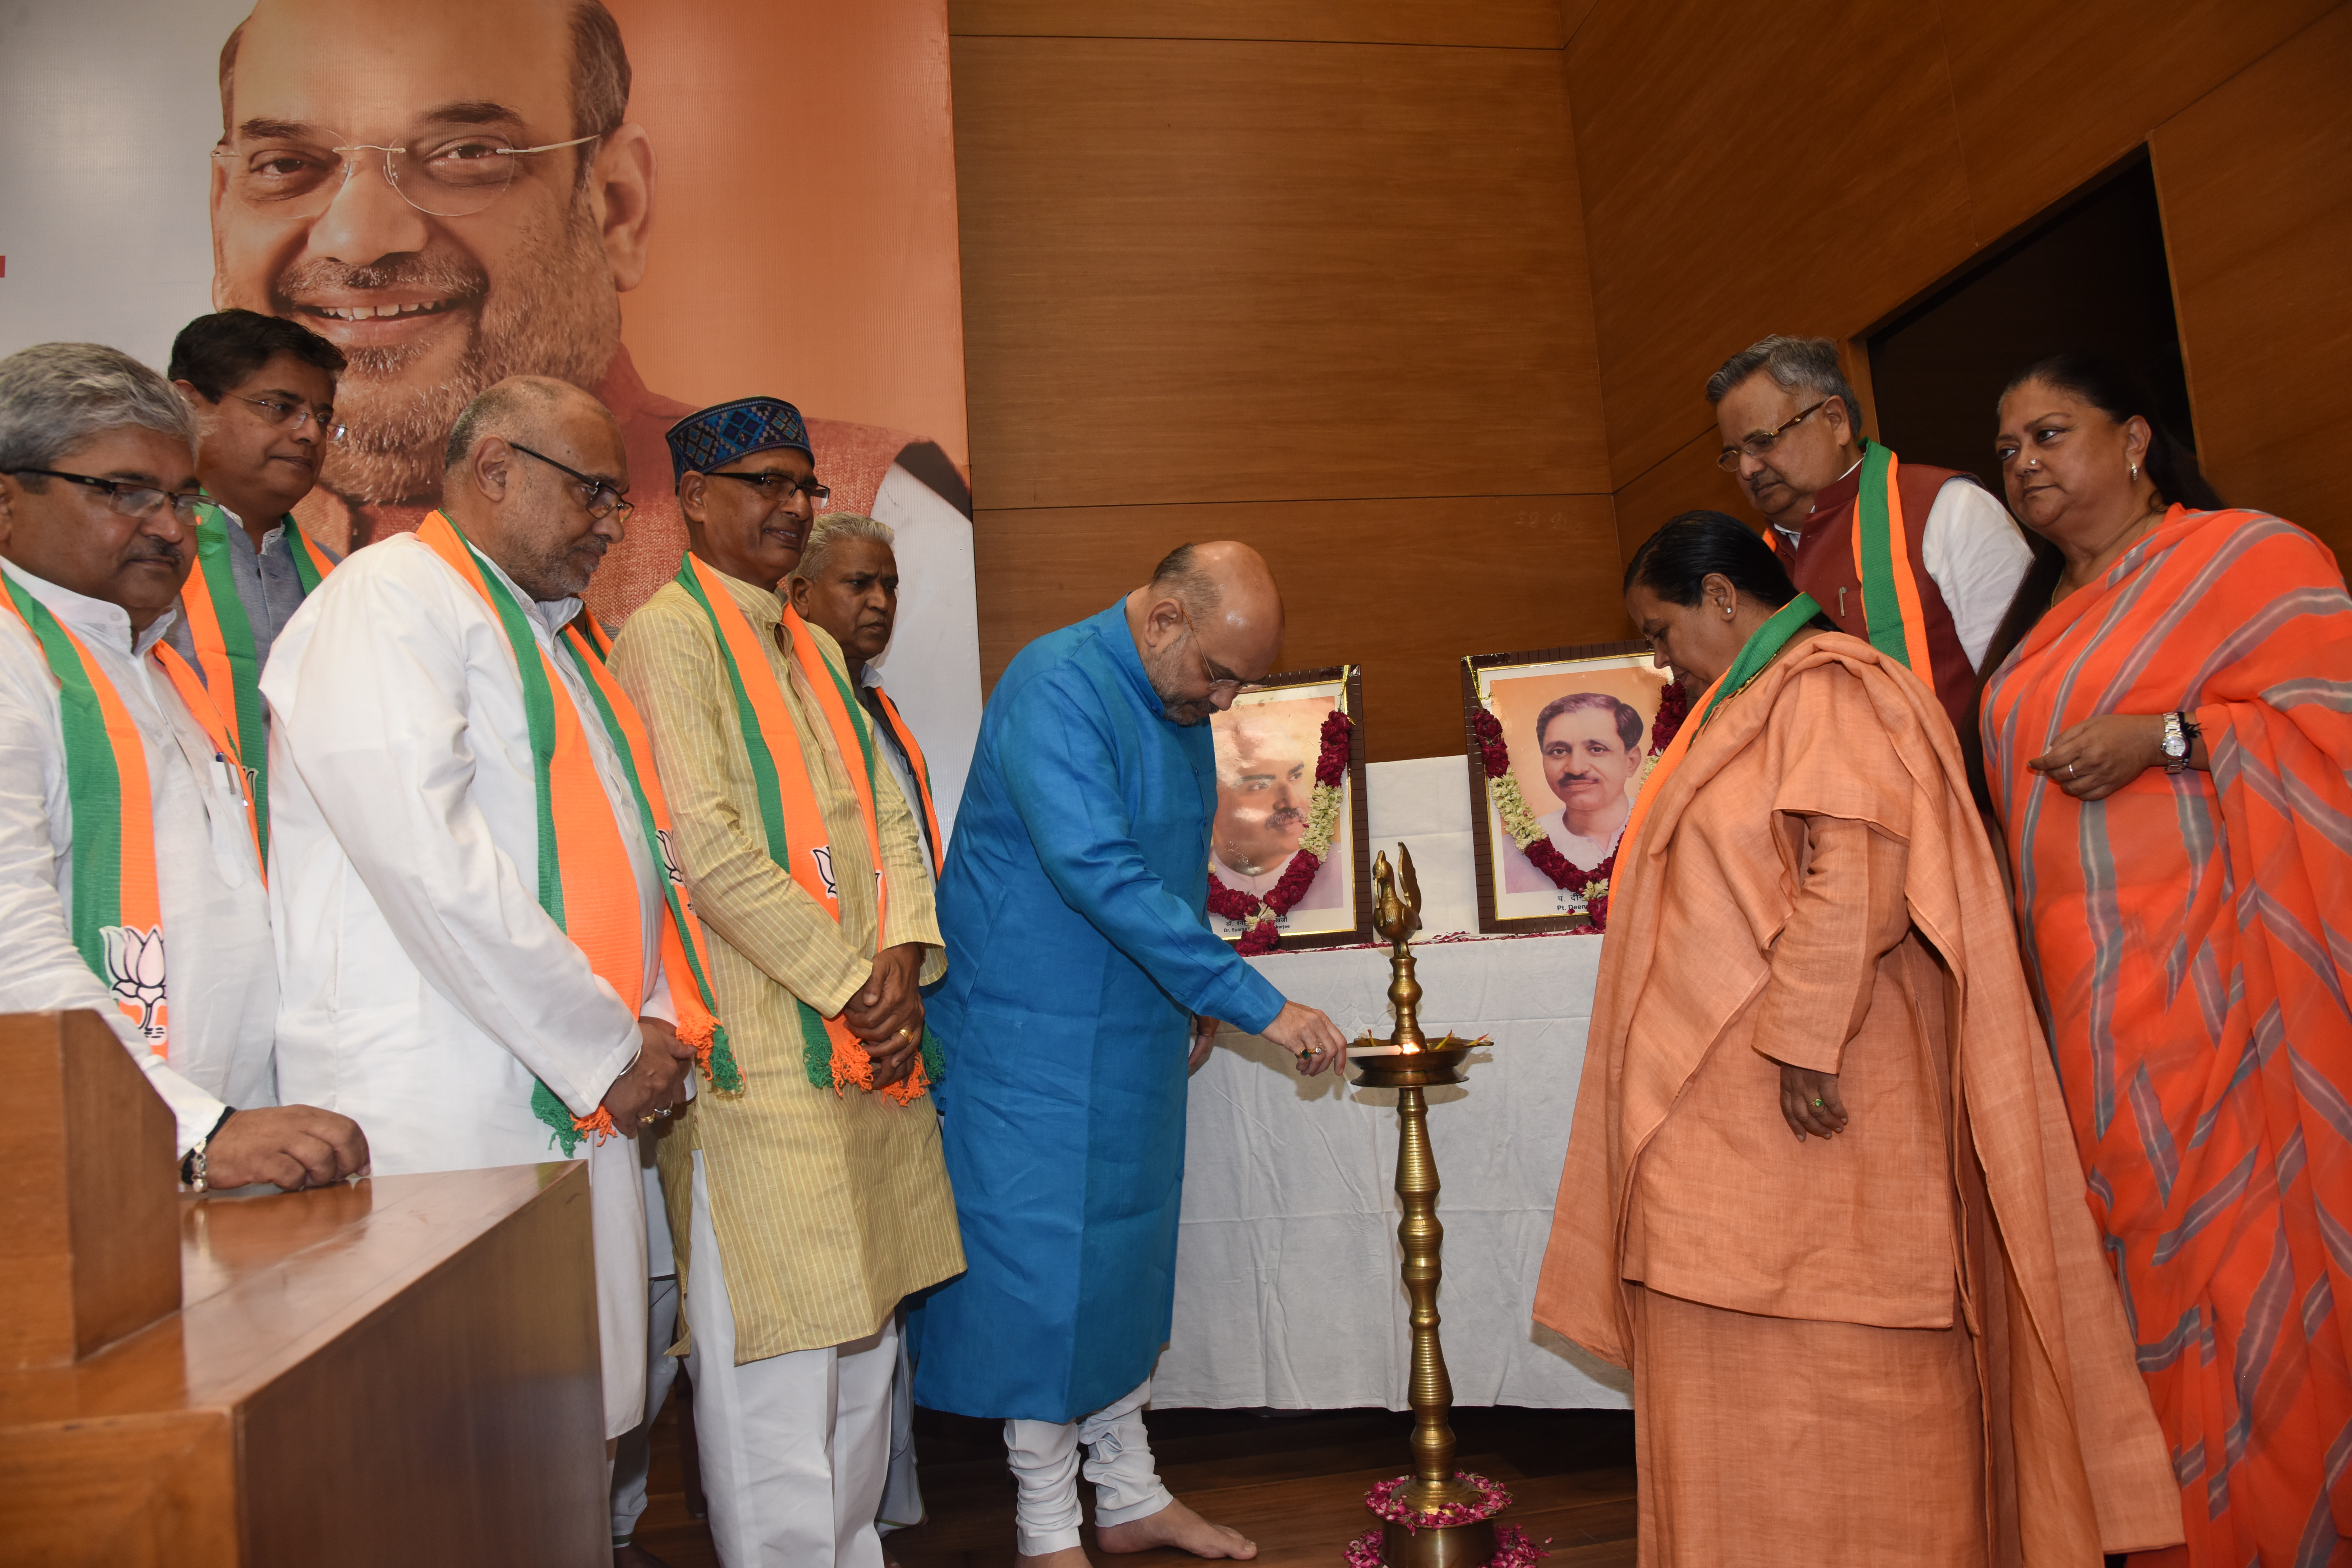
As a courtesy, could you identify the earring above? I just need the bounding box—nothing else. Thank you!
[2129,462,2140,481]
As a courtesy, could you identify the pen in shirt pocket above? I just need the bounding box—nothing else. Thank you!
[213,750,249,803]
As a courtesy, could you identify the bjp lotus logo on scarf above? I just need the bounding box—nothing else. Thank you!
[102,924,168,1041]
[811,845,839,899]
[656,827,685,886]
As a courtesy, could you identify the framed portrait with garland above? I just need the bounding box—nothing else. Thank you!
[1462,640,1686,934]
[1204,665,1373,953]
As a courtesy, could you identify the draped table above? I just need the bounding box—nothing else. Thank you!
[1153,758,1631,1411]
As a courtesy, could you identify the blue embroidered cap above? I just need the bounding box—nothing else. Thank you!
[665,396,813,484]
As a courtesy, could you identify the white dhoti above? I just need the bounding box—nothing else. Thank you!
[683,1150,899,1567]
[1004,1379,1175,1556]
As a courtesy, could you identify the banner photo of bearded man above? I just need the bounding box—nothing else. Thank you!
[0,0,982,831]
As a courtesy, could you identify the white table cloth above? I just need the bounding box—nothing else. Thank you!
[1154,758,1631,1410]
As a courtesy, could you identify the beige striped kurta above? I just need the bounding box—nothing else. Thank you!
[611,564,963,1363]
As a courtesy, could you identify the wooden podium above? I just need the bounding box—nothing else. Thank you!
[0,1012,608,1566]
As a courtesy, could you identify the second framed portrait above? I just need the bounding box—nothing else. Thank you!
[1205,666,1372,951]
[1462,642,1684,933]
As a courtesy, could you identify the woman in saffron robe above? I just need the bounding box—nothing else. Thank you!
[1535,512,2178,1565]
[1979,354,2352,1566]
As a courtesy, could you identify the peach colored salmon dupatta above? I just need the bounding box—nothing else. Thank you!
[1537,632,2182,1560]
[1980,506,2352,1565]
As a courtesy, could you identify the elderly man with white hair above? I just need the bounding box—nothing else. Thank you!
[0,341,366,1190]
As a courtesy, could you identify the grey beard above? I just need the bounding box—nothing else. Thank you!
[290,205,621,505]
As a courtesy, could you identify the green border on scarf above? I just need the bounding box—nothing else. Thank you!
[1698,593,1826,730]
[189,504,271,857]
[1850,441,1914,672]
[560,630,743,1098]
[3,571,124,971]
[674,558,933,1094]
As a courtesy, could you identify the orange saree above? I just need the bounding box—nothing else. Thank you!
[1536,634,2179,1565]
[1981,506,2352,1566]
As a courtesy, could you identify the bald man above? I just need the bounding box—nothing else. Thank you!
[914,543,1350,1568]
[264,375,701,1466]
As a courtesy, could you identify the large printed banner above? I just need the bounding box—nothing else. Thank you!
[0,0,981,823]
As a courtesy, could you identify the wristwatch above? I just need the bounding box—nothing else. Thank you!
[2161,712,2191,775]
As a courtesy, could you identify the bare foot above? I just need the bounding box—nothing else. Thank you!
[1016,1550,1094,1568]
[613,1544,672,1568]
[1098,1500,1257,1559]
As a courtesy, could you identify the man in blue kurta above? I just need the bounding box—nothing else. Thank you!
[916,542,1351,1567]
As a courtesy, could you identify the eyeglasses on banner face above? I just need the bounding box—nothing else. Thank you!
[213,131,600,219]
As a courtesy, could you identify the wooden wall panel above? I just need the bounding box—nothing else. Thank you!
[1565,0,1976,488]
[953,35,1606,511]
[2153,5,2352,554]
[975,495,1622,761]
[1611,429,1767,571]
[1938,0,2335,240]
[949,0,1565,47]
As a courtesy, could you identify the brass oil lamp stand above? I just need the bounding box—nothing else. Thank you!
[1350,845,1496,1568]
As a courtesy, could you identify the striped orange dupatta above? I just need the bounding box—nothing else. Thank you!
[868,684,945,879]
[176,503,334,856]
[673,553,938,1103]
[1,571,258,1049]
[416,513,734,1152]
[1981,505,2352,1565]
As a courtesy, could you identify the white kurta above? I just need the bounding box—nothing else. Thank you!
[262,533,670,1439]
[0,558,276,1154]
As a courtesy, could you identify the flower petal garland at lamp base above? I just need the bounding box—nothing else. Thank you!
[1208,708,1354,953]
[1343,1475,1549,1568]
[1473,680,1686,931]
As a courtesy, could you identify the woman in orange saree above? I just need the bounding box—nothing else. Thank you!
[1980,354,2352,1566]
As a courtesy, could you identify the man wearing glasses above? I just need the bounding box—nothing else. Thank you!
[915,542,1352,1568]
[164,309,346,848]
[201,0,983,819]
[608,398,960,1568]
[0,342,369,1193]
[262,373,699,1476]
[1707,335,2030,736]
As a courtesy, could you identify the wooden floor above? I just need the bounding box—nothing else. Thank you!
[631,1402,1636,1568]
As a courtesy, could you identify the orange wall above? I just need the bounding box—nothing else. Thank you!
[611,0,970,466]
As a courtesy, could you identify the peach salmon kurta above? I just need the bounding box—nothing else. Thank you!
[1535,632,2180,1565]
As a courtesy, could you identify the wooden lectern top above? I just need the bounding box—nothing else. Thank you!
[0,1164,605,1566]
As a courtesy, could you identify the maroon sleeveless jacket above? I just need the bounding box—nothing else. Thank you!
[1771,455,1981,737]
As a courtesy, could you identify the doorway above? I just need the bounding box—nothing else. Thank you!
[1866,155,2196,499]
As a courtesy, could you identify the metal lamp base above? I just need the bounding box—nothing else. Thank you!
[1381,1516,1496,1568]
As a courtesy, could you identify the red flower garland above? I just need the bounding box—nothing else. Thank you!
[1209,709,1355,954]
[1476,679,1687,931]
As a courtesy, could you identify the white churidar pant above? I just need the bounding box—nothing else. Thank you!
[610,1273,681,1544]
[1003,1378,1174,1556]
[684,1150,897,1567]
